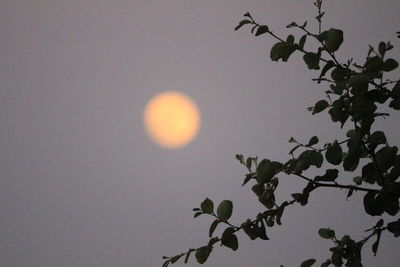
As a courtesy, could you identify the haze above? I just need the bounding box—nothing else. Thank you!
[1,1,399,266]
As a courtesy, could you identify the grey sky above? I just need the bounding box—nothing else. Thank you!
[1,1,399,266]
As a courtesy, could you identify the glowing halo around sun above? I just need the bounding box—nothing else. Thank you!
[143,91,201,149]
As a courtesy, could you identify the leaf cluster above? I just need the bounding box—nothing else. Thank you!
[163,1,399,266]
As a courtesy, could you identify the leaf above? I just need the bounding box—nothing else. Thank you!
[259,189,275,209]
[301,258,316,267]
[348,74,370,86]
[170,255,181,263]
[353,176,362,185]
[195,246,210,264]
[363,191,383,216]
[325,142,342,165]
[318,228,335,239]
[256,160,282,184]
[255,25,269,36]
[307,136,319,146]
[298,35,307,50]
[242,173,253,186]
[318,61,335,82]
[389,98,400,110]
[315,169,339,182]
[392,81,400,98]
[217,200,233,221]
[343,152,360,172]
[378,41,386,56]
[325,28,343,52]
[383,58,399,72]
[309,151,323,168]
[235,154,244,164]
[255,220,269,240]
[365,56,383,74]
[184,249,193,263]
[221,227,239,251]
[315,11,325,21]
[312,100,329,114]
[270,42,286,62]
[331,67,346,82]
[209,219,219,237]
[243,12,252,19]
[246,157,252,169]
[286,34,295,45]
[375,146,398,171]
[252,184,264,196]
[286,22,298,28]
[303,52,320,70]
[372,229,382,256]
[289,144,300,155]
[368,131,386,150]
[201,198,214,214]
[235,19,251,31]
[387,219,400,237]
[194,212,203,218]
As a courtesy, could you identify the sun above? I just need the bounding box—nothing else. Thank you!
[143,91,201,148]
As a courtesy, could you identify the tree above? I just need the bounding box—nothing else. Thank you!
[162,1,400,266]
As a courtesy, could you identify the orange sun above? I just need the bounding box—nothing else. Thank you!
[143,91,200,148]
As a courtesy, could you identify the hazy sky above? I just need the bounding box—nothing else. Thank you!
[1,1,399,266]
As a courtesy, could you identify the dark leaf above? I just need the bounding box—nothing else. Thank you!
[325,142,343,165]
[319,61,335,82]
[255,25,269,36]
[194,212,203,218]
[331,67,346,82]
[245,157,252,170]
[270,42,286,61]
[348,74,370,87]
[383,58,399,72]
[286,34,295,45]
[221,227,239,251]
[368,131,387,150]
[365,56,383,74]
[343,152,360,172]
[389,98,400,110]
[235,19,252,31]
[217,200,233,221]
[315,169,339,182]
[303,52,320,70]
[235,154,245,164]
[170,255,181,264]
[325,28,343,52]
[378,42,386,56]
[252,184,264,197]
[387,219,400,237]
[195,246,210,264]
[353,176,362,185]
[308,136,319,146]
[184,249,193,263]
[299,35,307,50]
[242,173,253,186]
[309,151,323,168]
[318,228,335,239]
[201,198,214,214]
[375,146,398,171]
[256,160,282,184]
[392,81,400,98]
[312,100,329,114]
[300,258,316,267]
[363,191,383,216]
[372,229,382,256]
[209,219,219,237]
